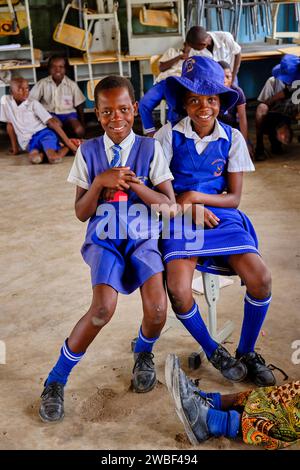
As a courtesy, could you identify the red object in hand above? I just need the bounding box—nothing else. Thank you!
[107,191,128,202]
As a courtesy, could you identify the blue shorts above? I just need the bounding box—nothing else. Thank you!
[28,128,60,153]
[52,112,79,123]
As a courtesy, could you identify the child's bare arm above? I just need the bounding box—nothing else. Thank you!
[47,117,77,154]
[129,179,176,214]
[75,167,139,222]
[159,45,188,73]
[6,122,20,155]
[265,90,285,106]
[176,172,243,209]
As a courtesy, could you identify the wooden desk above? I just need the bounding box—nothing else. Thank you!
[277,46,300,55]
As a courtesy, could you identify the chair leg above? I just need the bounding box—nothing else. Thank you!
[202,272,234,344]
[188,273,235,370]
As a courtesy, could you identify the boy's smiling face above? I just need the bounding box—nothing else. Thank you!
[11,79,30,104]
[49,58,66,84]
[184,91,220,137]
[95,87,138,144]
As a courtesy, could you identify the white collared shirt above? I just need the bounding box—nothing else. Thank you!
[156,47,204,83]
[0,94,51,150]
[68,130,174,190]
[198,31,241,71]
[30,75,85,114]
[154,117,255,172]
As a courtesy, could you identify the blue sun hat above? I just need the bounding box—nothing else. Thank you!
[272,54,300,85]
[165,56,239,116]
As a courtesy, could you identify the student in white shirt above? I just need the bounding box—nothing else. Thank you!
[0,77,78,164]
[30,55,86,138]
[187,26,241,83]
[138,27,205,136]
[139,26,241,136]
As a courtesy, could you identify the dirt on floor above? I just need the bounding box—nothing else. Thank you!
[0,136,299,451]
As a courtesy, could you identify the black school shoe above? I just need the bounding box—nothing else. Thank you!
[39,382,65,422]
[236,351,276,387]
[132,352,157,393]
[209,344,247,382]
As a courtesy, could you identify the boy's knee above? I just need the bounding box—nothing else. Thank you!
[89,304,114,328]
[146,302,167,325]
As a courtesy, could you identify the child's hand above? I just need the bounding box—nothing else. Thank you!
[203,208,220,228]
[192,205,219,228]
[102,188,117,201]
[70,138,83,148]
[68,139,78,154]
[181,42,191,60]
[97,167,139,190]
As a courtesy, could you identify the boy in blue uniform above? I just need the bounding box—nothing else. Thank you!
[39,76,175,422]
[155,56,275,387]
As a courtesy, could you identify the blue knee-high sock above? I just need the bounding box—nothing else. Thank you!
[207,408,241,438]
[199,391,222,410]
[175,302,218,359]
[237,292,272,356]
[46,339,85,386]
[134,327,159,353]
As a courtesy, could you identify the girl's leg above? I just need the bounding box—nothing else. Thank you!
[39,285,118,422]
[132,272,167,393]
[166,259,246,382]
[228,252,275,386]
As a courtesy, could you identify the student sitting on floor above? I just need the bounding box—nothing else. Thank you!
[30,55,86,138]
[0,77,78,164]
[255,54,300,161]
[218,60,253,158]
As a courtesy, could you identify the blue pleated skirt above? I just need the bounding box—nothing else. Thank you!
[81,202,164,294]
[160,206,259,275]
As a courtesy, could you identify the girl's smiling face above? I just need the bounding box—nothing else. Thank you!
[184,91,220,138]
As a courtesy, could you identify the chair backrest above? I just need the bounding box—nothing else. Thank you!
[87,79,101,101]
[150,54,162,78]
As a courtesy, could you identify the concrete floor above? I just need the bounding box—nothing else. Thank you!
[0,134,299,450]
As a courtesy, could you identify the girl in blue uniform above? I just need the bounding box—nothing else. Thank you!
[155,56,275,387]
[39,76,175,422]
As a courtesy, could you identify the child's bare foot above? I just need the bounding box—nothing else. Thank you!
[48,156,63,164]
[29,150,44,164]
